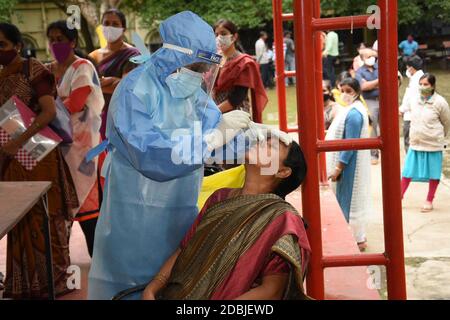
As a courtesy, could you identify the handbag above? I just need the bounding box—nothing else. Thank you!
[51,97,73,143]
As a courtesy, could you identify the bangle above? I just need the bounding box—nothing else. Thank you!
[32,121,42,130]
[153,274,168,285]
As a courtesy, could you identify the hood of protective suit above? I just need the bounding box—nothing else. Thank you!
[148,11,217,82]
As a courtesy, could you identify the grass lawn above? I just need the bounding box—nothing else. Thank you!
[261,65,450,178]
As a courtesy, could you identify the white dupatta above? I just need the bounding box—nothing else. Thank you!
[57,59,104,216]
[325,100,372,243]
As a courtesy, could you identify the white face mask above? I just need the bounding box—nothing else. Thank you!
[216,35,234,51]
[165,67,203,99]
[102,26,124,43]
[406,69,412,79]
[341,93,357,106]
[365,56,376,67]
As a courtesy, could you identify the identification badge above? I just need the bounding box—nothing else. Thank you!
[196,50,222,65]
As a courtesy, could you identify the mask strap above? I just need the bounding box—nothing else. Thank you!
[163,43,194,56]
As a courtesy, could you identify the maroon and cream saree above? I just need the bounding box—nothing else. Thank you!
[160,188,311,300]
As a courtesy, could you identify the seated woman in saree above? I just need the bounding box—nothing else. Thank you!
[142,138,311,300]
[88,8,140,141]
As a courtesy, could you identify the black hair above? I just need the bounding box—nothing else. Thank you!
[213,19,245,53]
[357,42,367,50]
[260,31,268,38]
[0,22,23,46]
[322,80,335,102]
[284,31,292,37]
[406,55,423,71]
[419,73,436,94]
[46,20,96,67]
[323,79,332,92]
[340,77,362,97]
[273,141,307,200]
[336,71,352,87]
[47,20,78,45]
[102,8,127,29]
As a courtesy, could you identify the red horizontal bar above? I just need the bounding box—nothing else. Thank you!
[285,71,296,78]
[282,13,294,21]
[322,253,388,268]
[317,138,383,152]
[286,128,300,133]
[312,15,371,31]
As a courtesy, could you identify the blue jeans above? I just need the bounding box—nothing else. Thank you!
[285,57,296,86]
[366,98,380,159]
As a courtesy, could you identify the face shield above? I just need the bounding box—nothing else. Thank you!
[161,43,223,163]
[162,43,224,134]
[196,49,224,97]
[162,43,223,98]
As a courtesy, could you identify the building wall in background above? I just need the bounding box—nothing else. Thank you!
[11,2,160,61]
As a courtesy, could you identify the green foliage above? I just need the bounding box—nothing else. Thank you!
[320,0,450,25]
[123,0,449,30]
[122,0,291,29]
[0,0,17,22]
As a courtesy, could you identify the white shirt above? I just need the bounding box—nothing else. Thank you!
[255,38,269,64]
[399,69,424,121]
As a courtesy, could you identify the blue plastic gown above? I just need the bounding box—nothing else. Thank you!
[88,11,223,299]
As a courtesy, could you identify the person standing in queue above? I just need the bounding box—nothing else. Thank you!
[46,20,104,257]
[0,22,78,299]
[89,8,140,141]
[213,19,268,123]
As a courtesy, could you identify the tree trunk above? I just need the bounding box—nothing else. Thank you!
[52,1,98,53]
[101,0,122,16]
[81,14,95,53]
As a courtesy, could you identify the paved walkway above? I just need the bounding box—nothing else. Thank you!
[366,147,450,300]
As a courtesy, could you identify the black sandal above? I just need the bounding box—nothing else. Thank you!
[0,272,4,291]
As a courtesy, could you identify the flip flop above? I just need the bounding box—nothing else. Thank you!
[0,272,4,291]
[357,241,368,252]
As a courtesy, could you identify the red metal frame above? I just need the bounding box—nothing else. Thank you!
[272,0,407,300]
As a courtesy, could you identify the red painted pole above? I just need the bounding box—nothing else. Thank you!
[313,0,328,185]
[322,253,388,268]
[312,15,371,31]
[294,0,325,299]
[377,0,407,300]
[317,138,383,153]
[272,0,288,132]
[282,13,294,21]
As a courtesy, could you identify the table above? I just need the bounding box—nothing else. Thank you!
[0,181,54,300]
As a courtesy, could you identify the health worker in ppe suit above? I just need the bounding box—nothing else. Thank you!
[87,11,256,300]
